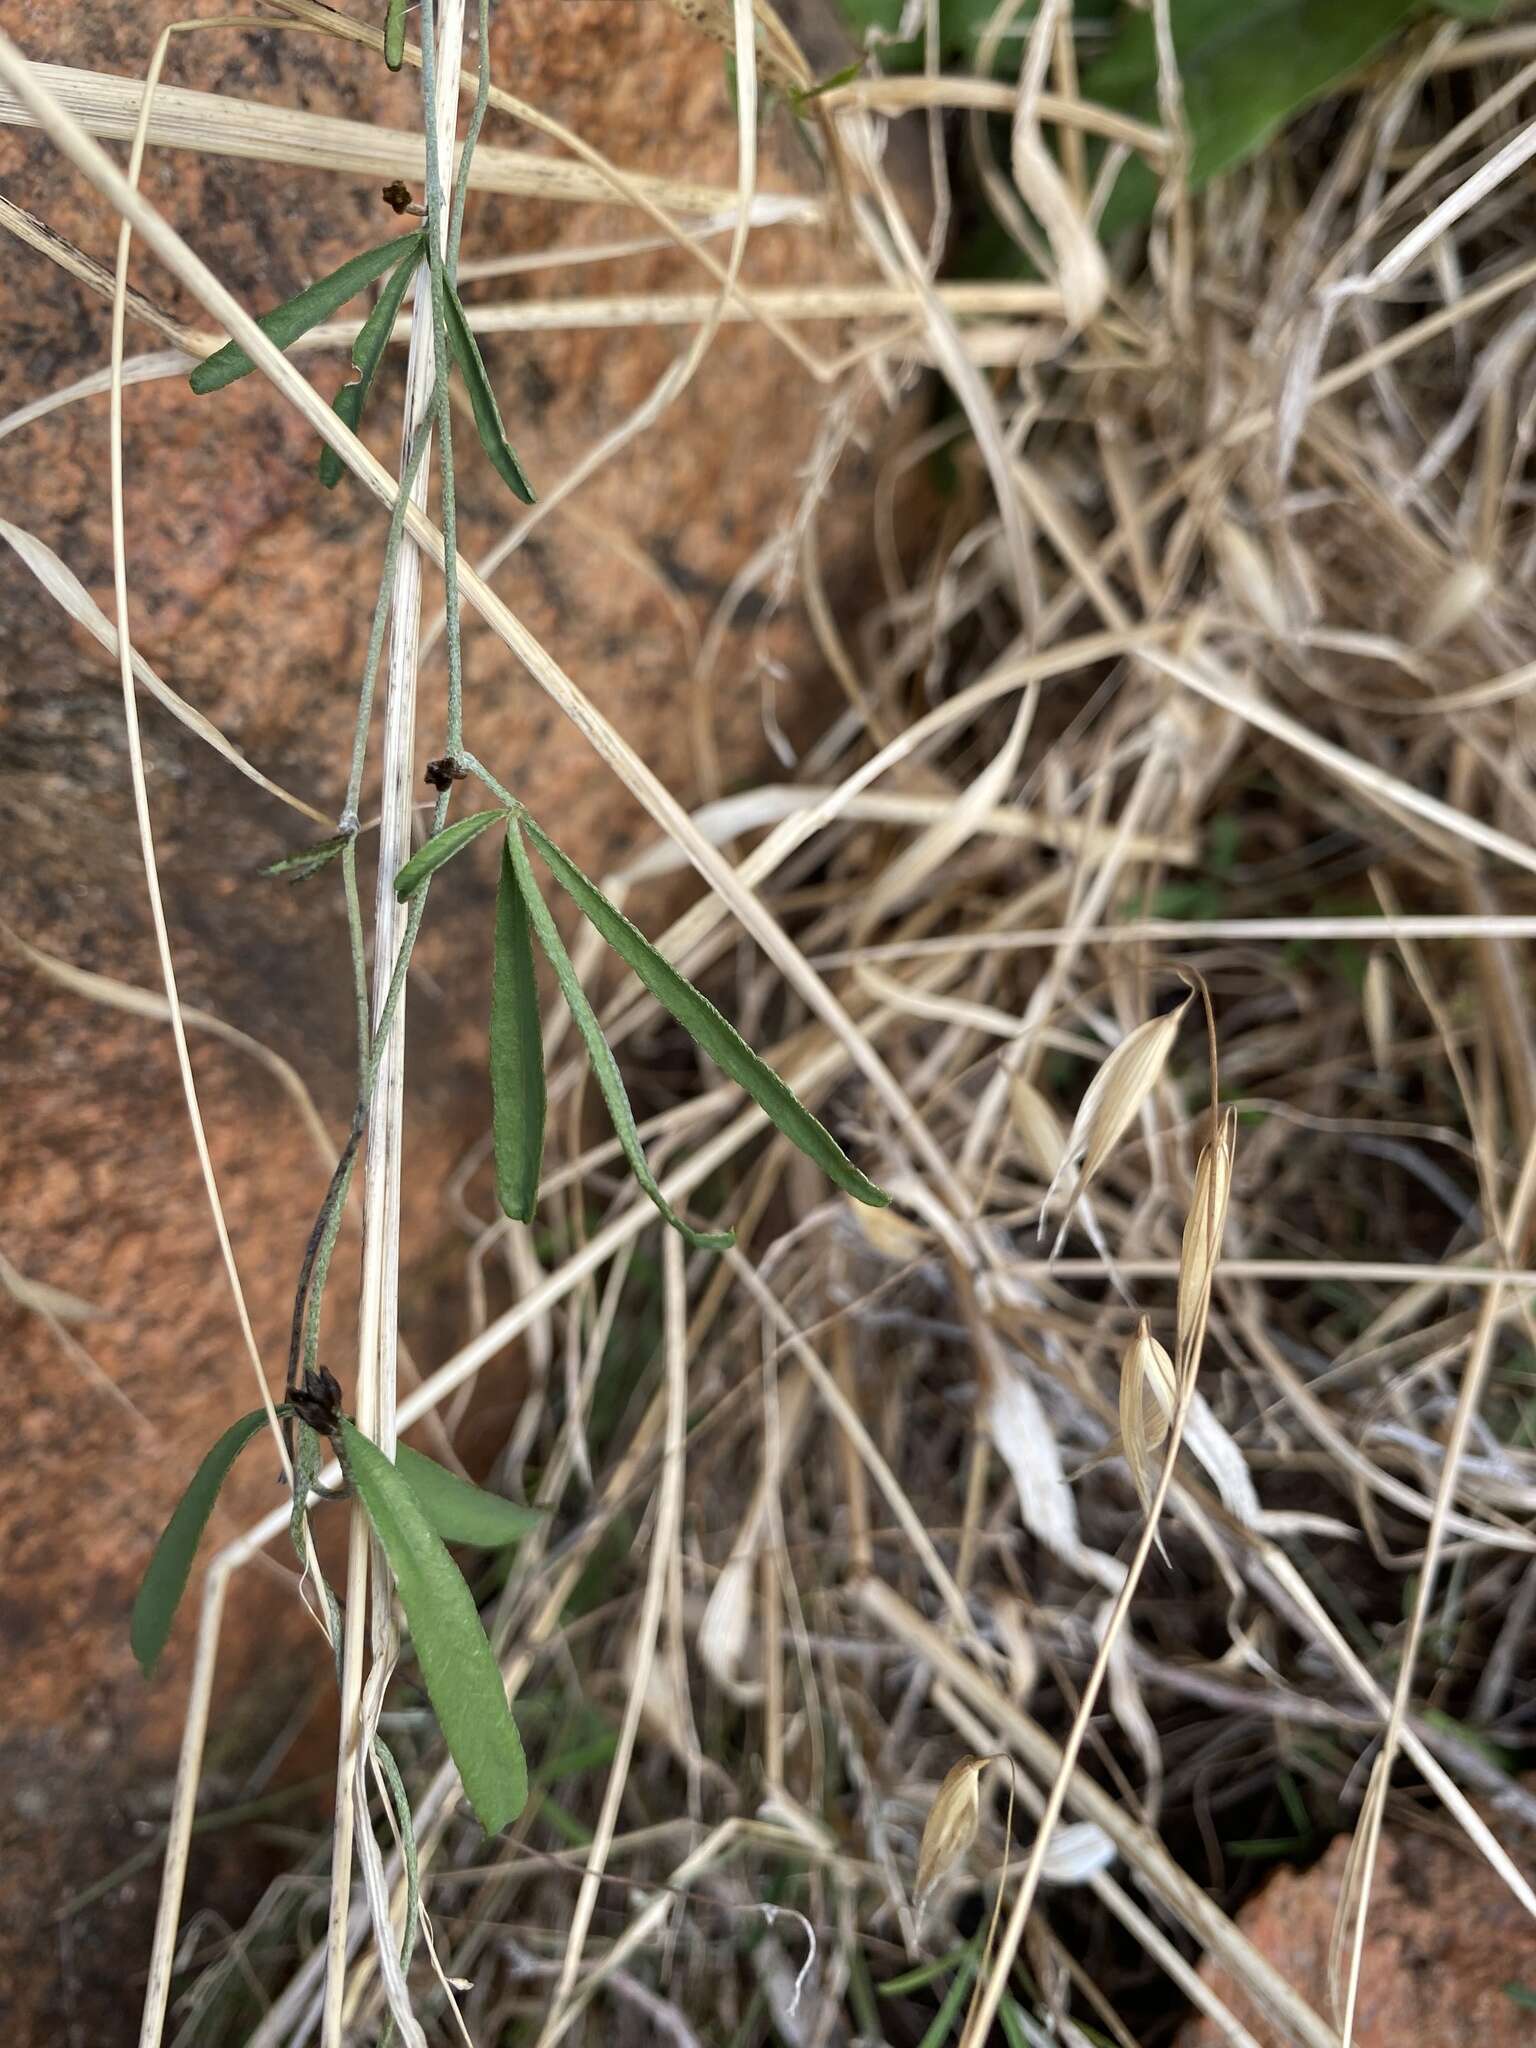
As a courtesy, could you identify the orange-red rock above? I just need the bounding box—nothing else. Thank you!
[1178,1827,1536,2048]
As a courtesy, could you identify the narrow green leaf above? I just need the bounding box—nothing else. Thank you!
[1085,0,1418,238]
[320,235,424,487]
[384,0,408,68]
[506,820,732,1249]
[132,1407,285,1675]
[261,832,352,883]
[396,1443,544,1547]
[524,817,891,1209]
[916,1954,978,2048]
[443,285,537,503]
[490,831,547,1222]
[881,1942,978,1996]
[189,232,423,395]
[791,60,862,106]
[392,808,506,899]
[339,1419,527,1833]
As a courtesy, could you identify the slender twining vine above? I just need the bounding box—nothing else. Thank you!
[133,0,888,1955]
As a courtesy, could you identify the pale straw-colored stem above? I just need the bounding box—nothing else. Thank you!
[0,60,786,222]
[320,7,465,2043]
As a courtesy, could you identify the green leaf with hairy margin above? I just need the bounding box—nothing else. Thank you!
[395,1444,544,1547]
[339,1419,527,1833]
[189,232,423,394]
[392,808,506,899]
[505,819,732,1249]
[320,234,424,487]
[443,284,537,503]
[132,1406,289,1675]
[262,833,351,883]
[523,816,891,1209]
[490,831,547,1222]
[384,0,408,68]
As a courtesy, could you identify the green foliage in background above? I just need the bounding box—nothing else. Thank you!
[832,0,1513,235]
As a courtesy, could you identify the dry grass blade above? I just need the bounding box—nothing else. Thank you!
[1010,0,1108,331]
[0,61,786,219]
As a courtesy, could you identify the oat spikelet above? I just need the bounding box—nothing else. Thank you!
[915,1755,991,1909]
[1043,1000,1190,1251]
[1009,1076,1066,1181]
[1175,1108,1237,1385]
[1118,1316,1177,1519]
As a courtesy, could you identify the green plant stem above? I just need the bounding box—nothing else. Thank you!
[293,790,451,1390]
[459,749,520,811]
[285,1112,364,1418]
[342,838,371,1090]
[448,0,492,275]
[428,269,464,760]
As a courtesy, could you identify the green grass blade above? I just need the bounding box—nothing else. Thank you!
[443,284,537,503]
[320,235,424,487]
[506,820,732,1249]
[392,808,505,899]
[261,832,351,882]
[132,1407,282,1675]
[524,817,890,1208]
[490,831,547,1222]
[395,1444,544,1547]
[188,232,423,394]
[917,1954,978,2048]
[882,1943,977,1996]
[384,0,408,69]
[1085,0,1417,237]
[339,1419,527,1833]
